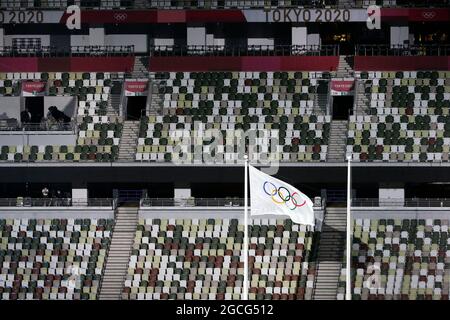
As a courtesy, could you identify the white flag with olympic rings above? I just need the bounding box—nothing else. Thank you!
[249,165,315,226]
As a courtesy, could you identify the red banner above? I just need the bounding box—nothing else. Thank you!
[22,81,46,96]
[381,8,450,22]
[125,81,148,96]
[354,56,450,71]
[331,80,354,95]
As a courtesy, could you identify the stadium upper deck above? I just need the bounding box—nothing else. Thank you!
[0,0,449,10]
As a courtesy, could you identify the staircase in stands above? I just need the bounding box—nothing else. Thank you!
[99,207,138,300]
[314,91,329,114]
[107,81,123,118]
[327,120,348,162]
[148,76,165,115]
[313,207,347,300]
[118,121,140,161]
[355,78,372,115]
[336,55,354,78]
[133,56,149,75]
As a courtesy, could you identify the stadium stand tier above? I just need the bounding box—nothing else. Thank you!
[122,217,318,300]
[0,72,123,162]
[0,0,447,9]
[348,71,450,162]
[337,218,450,300]
[0,217,113,300]
[136,71,330,163]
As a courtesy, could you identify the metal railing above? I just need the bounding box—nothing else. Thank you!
[352,198,450,207]
[355,44,450,57]
[0,198,116,208]
[0,121,76,132]
[0,45,134,57]
[150,44,338,57]
[140,197,245,207]
[1,0,448,10]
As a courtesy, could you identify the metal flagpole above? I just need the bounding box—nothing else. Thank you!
[243,155,249,300]
[346,155,352,300]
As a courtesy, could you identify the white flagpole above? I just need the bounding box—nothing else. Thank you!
[243,155,249,300]
[346,155,352,300]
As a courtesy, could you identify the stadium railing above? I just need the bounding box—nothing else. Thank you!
[355,44,450,56]
[140,197,245,207]
[0,121,76,132]
[1,0,448,9]
[0,197,116,208]
[0,45,135,57]
[149,44,339,56]
[352,198,450,207]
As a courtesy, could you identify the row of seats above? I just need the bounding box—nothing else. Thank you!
[337,219,450,300]
[0,145,119,162]
[0,72,123,162]
[350,71,450,162]
[122,218,318,300]
[0,218,113,300]
[137,71,330,162]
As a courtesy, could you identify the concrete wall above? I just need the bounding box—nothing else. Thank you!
[248,38,275,47]
[187,27,206,46]
[3,35,50,47]
[44,96,76,118]
[70,35,90,47]
[0,132,77,146]
[0,207,114,219]
[0,97,21,120]
[390,26,409,46]
[0,28,4,47]
[105,34,147,53]
[153,38,175,46]
[89,28,105,46]
[307,33,321,46]
[292,27,307,46]
[352,207,450,220]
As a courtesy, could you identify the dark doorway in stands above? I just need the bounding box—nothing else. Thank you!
[332,96,354,120]
[127,96,147,120]
[25,97,44,124]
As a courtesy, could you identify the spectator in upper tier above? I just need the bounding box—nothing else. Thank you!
[20,108,31,124]
[47,106,71,125]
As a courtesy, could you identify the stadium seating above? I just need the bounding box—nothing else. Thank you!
[136,71,330,162]
[0,74,19,96]
[122,218,318,300]
[0,217,113,300]
[0,72,122,162]
[348,71,450,162]
[337,218,450,300]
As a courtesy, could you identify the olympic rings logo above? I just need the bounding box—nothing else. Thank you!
[114,13,128,21]
[422,11,436,20]
[263,181,306,211]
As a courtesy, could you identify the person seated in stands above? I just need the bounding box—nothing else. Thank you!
[47,106,71,123]
[20,108,31,124]
[47,106,71,127]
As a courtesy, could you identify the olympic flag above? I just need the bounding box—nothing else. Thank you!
[248,165,315,226]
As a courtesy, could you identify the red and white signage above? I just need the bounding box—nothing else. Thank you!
[22,81,46,96]
[124,81,148,96]
[331,80,354,96]
[1,8,450,25]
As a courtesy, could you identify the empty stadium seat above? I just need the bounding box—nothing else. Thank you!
[122,217,318,300]
[348,71,450,162]
[137,71,330,163]
[337,218,450,300]
[0,218,113,300]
